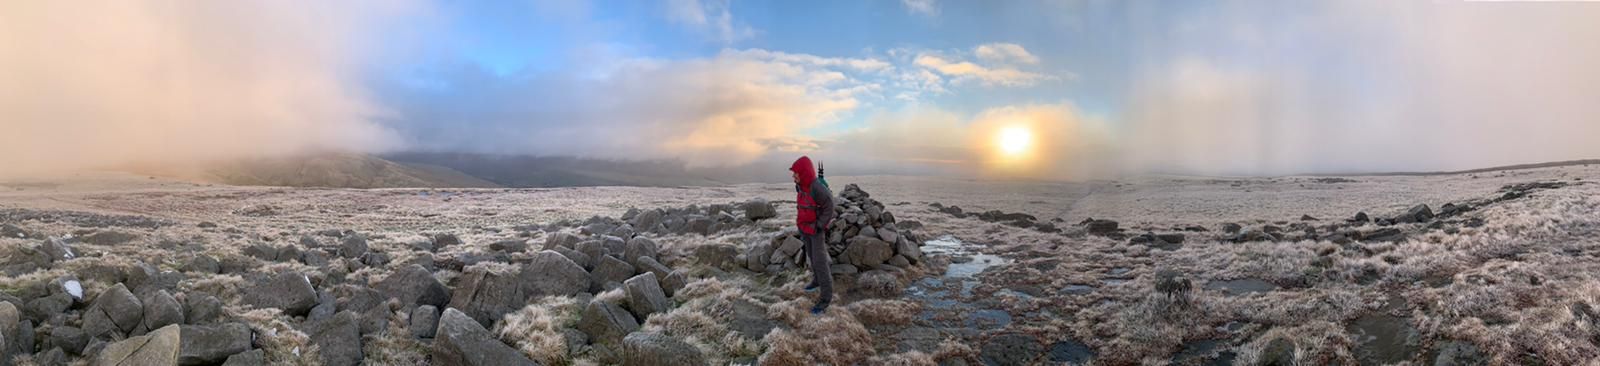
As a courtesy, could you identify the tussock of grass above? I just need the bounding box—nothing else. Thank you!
[865,351,936,366]
[365,307,429,365]
[235,307,321,366]
[759,298,875,366]
[495,296,584,366]
[848,299,920,327]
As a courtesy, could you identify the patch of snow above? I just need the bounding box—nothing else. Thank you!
[64,280,83,299]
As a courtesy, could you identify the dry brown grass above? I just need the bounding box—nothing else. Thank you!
[759,298,875,366]
[495,296,584,366]
[848,299,920,327]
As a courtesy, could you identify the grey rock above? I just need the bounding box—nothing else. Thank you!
[660,271,688,298]
[591,255,636,293]
[623,273,669,321]
[432,308,537,366]
[338,234,368,259]
[742,199,778,221]
[306,311,362,366]
[552,247,590,270]
[488,240,528,253]
[242,271,317,316]
[25,293,70,324]
[184,255,220,274]
[35,347,65,366]
[410,305,439,339]
[376,264,451,309]
[220,349,265,366]
[518,250,590,297]
[624,237,659,269]
[447,265,526,327]
[139,290,184,333]
[51,326,89,355]
[432,233,463,249]
[84,283,143,338]
[693,244,739,270]
[622,331,706,366]
[841,237,894,268]
[183,294,223,325]
[772,236,804,264]
[92,324,180,366]
[576,300,639,345]
[1086,220,1119,236]
[177,323,252,366]
[40,237,77,263]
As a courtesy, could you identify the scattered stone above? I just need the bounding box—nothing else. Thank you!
[184,255,220,274]
[176,323,252,366]
[623,273,670,321]
[1086,219,1120,236]
[693,244,739,269]
[305,311,363,366]
[93,324,180,366]
[25,293,71,323]
[376,264,451,309]
[84,283,143,338]
[1221,223,1243,234]
[52,326,89,355]
[841,237,893,268]
[221,349,265,366]
[519,250,591,297]
[41,237,77,262]
[1301,214,1319,221]
[624,237,659,269]
[139,290,184,334]
[184,294,224,325]
[743,199,778,221]
[488,240,527,253]
[622,331,707,366]
[433,308,537,366]
[432,233,463,249]
[544,232,583,250]
[590,255,636,293]
[338,234,368,259]
[410,305,440,339]
[576,300,639,345]
[242,271,317,316]
[660,271,688,298]
[447,265,526,327]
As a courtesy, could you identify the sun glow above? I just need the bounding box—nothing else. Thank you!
[997,126,1033,156]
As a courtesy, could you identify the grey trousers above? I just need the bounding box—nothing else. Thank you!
[803,230,832,304]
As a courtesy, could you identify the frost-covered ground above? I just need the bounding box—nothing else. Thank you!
[2,165,1597,365]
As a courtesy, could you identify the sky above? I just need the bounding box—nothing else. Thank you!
[4,0,1600,179]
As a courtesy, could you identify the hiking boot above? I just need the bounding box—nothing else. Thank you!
[804,282,819,292]
[810,301,829,315]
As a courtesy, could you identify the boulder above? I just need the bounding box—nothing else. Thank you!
[51,326,89,355]
[92,324,179,366]
[338,234,368,259]
[432,233,463,249]
[176,323,252,366]
[221,349,265,366]
[488,240,528,253]
[517,250,590,297]
[184,255,220,274]
[543,232,583,250]
[432,308,538,366]
[306,311,362,366]
[1086,220,1120,236]
[1400,204,1435,223]
[742,199,778,221]
[41,237,77,263]
[623,237,659,268]
[183,294,224,325]
[841,237,894,268]
[411,305,440,339]
[576,300,639,345]
[84,284,143,338]
[139,290,184,334]
[591,255,637,292]
[623,273,670,321]
[552,247,591,270]
[376,264,451,309]
[771,236,804,264]
[660,271,688,298]
[242,271,317,316]
[692,244,739,269]
[744,242,771,272]
[621,331,706,366]
[447,265,527,327]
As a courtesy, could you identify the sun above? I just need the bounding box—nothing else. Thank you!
[997,126,1033,156]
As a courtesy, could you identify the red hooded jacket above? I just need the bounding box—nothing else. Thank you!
[790,156,835,235]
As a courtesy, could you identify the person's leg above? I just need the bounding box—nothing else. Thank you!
[805,231,833,311]
[803,233,819,291]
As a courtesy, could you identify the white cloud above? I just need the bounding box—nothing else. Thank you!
[902,0,938,16]
[975,43,1040,65]
[385,48,876,166]
[0,1,427,177]
[914,54,1054,87]
[665,0,755,44]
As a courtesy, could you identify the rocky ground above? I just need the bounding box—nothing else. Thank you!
[0,165,1598,365]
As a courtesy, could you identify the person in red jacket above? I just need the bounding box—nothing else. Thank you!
[790,156,836,314]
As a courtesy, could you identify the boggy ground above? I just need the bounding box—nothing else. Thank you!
[0,164,1597,365]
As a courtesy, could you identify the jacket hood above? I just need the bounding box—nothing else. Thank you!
[790,156,816,189]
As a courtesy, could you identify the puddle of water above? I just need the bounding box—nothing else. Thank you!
[924,235,1014,279]
[1102,278,1130,286]
[1048,340,1095,363]
[1205,279,1277,296]
[1108,267,1132,276]
[1349,294,1421,365]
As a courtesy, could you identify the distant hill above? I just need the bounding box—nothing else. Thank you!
[381,152,779,188]
[197,152,500,188]
[1324,159,1600,177]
